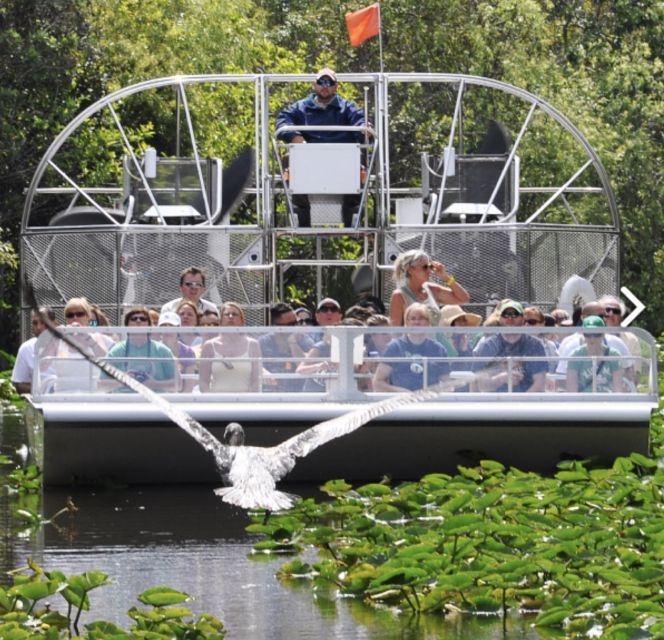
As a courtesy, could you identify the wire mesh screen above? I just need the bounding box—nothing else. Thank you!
[22,228,270,325]
[381,226,619,314]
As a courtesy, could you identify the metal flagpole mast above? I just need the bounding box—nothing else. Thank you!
[377,3,384,73]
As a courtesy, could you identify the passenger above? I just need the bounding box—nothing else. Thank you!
[11,307,57,394]
[199,302,261,393]
[566,316,622,393]
[472,300,547,392]
[438,304,482,372]
[344,304,374,323]
[148,308,161,326]
[365,314,391,359]
[311,297,344,341]
[556,300,631,379]
[200,309,221,327]
[275,68,366,227]
[295,306,314,326]
[160,266,219,316]
[524,305,559,372]
[550,308,570,326]
[260,303,313,392]
[40,298,108,394]
[599,294,642,385]
[100,306,177,393]
[373,303,450,392]
[296,303,344,393]
[176,299,202,349]
[156,311,197,392]
[389,249,469,326]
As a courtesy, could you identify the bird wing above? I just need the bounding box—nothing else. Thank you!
[266,379,456,480]
[28,288,233,471]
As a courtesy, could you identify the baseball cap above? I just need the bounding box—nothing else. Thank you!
[316,68,337,82]
[582,315,605,328]
[158,311,181,327]
[498,300,524,315]
[316,298,341,312]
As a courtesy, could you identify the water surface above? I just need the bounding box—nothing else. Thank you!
[2,410,541,639]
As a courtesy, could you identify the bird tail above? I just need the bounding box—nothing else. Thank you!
[214,486,299,512]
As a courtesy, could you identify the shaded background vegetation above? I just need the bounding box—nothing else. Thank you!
[0,0,661,354]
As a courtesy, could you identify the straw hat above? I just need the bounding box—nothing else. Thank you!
[439,305,482,327]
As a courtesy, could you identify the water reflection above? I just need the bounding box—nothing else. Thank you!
[2,412,541,639]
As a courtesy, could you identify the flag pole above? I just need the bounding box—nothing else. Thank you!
[377,3,384,73]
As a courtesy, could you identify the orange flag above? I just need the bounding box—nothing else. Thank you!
[345,3,380,47]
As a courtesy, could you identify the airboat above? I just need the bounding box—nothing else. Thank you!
[19,73,658,485]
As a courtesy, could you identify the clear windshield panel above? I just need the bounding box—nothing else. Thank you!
[31,325,656,401]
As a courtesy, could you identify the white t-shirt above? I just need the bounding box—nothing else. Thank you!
[160,297,219,315]
[11,337,37,385]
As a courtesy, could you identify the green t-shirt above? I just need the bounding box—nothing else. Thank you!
[568,344,621,392]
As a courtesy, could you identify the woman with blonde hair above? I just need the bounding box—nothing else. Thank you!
[199,302,261,392]
[389,249,469,326]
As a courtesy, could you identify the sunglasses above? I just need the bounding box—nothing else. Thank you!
[316,78,336,87]
[317,305,340,313]
[416,263,432,270]
[501,310,522,319]
[604,307,621,316]
[524,318,542,325]
[183,281,204,288]
[584,334,603,340]
[128,315,149,322]
[65,310,87,319]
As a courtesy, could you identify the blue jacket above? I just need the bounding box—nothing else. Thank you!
[276,94,365,144]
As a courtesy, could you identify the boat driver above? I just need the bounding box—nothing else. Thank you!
[275,68,367,228]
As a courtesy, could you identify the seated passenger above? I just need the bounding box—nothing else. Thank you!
[556,301,631,378]
[438,304,482,372]
[160,266,219,316]
[12,307,56,394]
[176,299,203,349]
[40,298,108,393]
[566,315,622,393]
[310,298,344,342]
[373,303,450,392]
[389,249,469,326]
[101,307,177,393]
[199,302,261,392]
[472,300,547,392]
[276,68,366,228]
[523,305,559,372]
[260,303,313,392]
[156,311,197,392]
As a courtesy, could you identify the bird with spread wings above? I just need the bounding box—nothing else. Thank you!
[32,301,452,511]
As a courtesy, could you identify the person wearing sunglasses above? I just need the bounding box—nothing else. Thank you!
[160,266,219,317]
[38,298,109,393]
[566,315,622,393]
[100,306,177,393]
[275,68,367,227]
[11,307,57,394]
[523,305,559,372]
[555,300,631,382]
[259,303,313,392]
[598,294,641,386]
[199,302,261,393]
[472,300,547,392]
[389,249,469,327]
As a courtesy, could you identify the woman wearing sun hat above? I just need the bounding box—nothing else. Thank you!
[566,315,622,393]
[437,305,482,372]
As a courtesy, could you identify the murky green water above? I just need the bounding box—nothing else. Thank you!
[1,410,541,639]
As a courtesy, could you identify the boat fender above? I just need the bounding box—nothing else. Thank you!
[557,275,597,316]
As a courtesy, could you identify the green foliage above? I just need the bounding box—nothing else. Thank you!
[253,374,664,636]
[0,561,225,639]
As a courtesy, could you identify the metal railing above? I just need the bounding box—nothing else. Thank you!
[30,325,658,404]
